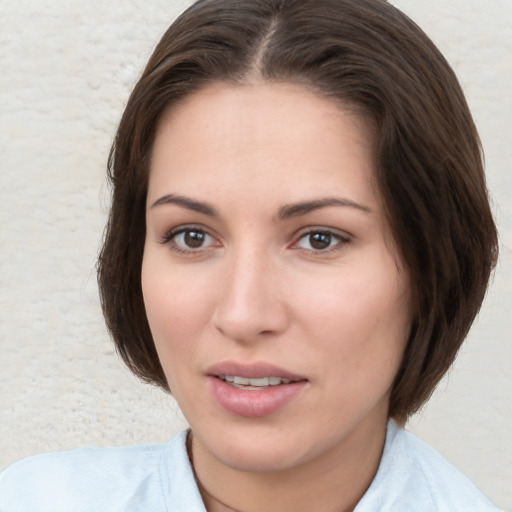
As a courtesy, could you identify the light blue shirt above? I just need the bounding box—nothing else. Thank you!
[0,420,502,511]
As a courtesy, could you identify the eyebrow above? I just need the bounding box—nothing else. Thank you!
[277,197,372,219]
[150,194,372,219]
[150,194,218,217]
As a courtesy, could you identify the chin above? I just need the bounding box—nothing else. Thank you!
[195,420,317,474]
[215,443,303,473]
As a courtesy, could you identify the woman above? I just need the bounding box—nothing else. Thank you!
[0,0,502,510]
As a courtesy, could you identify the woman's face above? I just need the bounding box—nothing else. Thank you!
[142,82,412,473]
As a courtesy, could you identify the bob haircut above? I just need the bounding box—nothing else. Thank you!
[98,0,498,421]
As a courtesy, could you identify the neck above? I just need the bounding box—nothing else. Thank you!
[190,416,389,512]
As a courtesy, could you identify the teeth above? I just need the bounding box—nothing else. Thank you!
[222,376,293,388]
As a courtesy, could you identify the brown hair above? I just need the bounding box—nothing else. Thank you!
[97,0,498,421]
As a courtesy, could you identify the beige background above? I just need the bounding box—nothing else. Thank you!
[0,1,510,510]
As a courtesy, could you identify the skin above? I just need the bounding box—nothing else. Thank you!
[142,82,413,512]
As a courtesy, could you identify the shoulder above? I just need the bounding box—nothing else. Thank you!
[0,431,193,512]
[356,420,503,512]
[397,427,500,510]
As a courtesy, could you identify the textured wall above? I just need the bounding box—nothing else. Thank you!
[0,1,510,510]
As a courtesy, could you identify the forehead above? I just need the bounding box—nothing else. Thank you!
[148,82,380,212]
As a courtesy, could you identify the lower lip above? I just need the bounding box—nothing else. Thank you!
[208,377,307,418]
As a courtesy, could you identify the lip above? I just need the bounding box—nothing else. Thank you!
[206,361,307,381]
[206,361,308,418]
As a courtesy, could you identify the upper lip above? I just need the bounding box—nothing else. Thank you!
[206,361,307,381]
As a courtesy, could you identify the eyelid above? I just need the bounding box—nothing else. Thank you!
[158,224,351,255]
[160,224,221,254]
[290,226,352,252]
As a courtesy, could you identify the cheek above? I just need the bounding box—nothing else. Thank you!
[142,251,209,325]
[141,256,214,377]
[294,260,412,377]
[303,278,411,423]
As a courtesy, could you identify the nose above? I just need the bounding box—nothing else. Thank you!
[212,249,289,343]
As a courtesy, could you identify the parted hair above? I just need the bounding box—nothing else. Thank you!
[97,0,498,421]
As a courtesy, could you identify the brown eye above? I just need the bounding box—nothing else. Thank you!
[309,232,332,250]
[296,230,348,252]
[164,228,217,252]
[183,230,207,248]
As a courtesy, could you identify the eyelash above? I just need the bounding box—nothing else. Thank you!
[292,228,351,254]
[160,226,351,255]
[160,225,217,255]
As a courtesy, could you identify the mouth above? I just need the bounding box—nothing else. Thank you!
[205,361,308,416]
[208,367,308,417]
[216,375,301,390]
[206,361,307,387]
